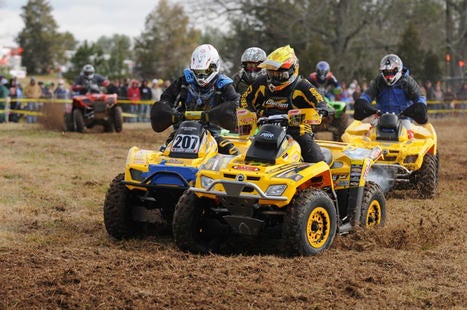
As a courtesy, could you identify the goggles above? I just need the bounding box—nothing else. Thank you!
[243,62,262,72]
[267,68,292,82]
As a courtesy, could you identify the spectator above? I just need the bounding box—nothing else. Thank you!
[23,77,42,123]
[126,79,141,122]
[139,79,152,122]
[0,77,9,123]
[151,79,163,101]
[456,82,467,100]
[53,79,68,99]
[106,80,119,95]
[8,77,22,123]
[424,80,435,101]
[118,78,130,116]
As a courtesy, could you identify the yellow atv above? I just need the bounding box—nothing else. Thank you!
[104,102,250,239]
[341,112,438,199]
[172,108,386,256]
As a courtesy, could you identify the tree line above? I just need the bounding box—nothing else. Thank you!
[10,0,467,86]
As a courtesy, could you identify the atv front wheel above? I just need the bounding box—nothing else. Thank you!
[413,153,438,199]
[73,109,85,133]
[104,173,137,239]
[284,189,337,256]
[173,191,222,254]
[112,106,123,133]
[361,181,386,229]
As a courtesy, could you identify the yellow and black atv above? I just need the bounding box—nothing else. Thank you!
[172,108,386,256]
[103,102,250,239]
[342,112,438,199]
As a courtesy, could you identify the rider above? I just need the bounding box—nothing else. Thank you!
[72,64,108,95]
[150,44,240,155]
[241,45,327,163]
[307,60,342,100]
[232,47,267,95]
[353,54,428,138]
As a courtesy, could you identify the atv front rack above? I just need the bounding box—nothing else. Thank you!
[190,180,288,201]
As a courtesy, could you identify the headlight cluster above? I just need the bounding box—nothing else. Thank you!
[265,184,287,196]
[201,176,214,189]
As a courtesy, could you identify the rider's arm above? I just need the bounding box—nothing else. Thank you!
[354,78,379,120]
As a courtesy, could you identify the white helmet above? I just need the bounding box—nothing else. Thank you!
[241,47,267,83]
[190,44,221,87]
[82,64,95,80]
[379,54,403,86]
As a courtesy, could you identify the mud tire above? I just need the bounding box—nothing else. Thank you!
[104,173,137,239]
[173,191,221,254]
[361,181,386,228]
[413,153,438,199]
[112,106,123,133]
[73,109,85,133]
[331,112,349,141]
[284,189,337,256]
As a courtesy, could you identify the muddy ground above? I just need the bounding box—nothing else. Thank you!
[0,115,465,309]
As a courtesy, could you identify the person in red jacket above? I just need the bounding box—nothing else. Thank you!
[126,79,141,123]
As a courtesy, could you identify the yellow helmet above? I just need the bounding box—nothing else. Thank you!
[258,45,299,92]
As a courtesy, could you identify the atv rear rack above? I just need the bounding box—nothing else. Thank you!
[190,180,288,201]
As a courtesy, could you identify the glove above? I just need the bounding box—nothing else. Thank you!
[354,98,378,120]
[318,109,329,118]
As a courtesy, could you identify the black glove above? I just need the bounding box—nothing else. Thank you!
[402,102,428,124]
[318,109,329,118]
[354,98,379,120]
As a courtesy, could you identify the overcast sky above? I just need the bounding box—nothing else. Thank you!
[0,0,183,47]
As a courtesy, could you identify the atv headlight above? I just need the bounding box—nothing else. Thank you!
[404,155,418,163]
[266,184,287,196]
[201,175,214,189]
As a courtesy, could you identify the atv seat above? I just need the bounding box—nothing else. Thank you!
[245,124,286,164]
[376,113,401,141]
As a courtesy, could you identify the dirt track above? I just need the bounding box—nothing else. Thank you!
[0,118,465,309]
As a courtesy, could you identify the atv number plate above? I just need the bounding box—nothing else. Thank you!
[170,134,201,154]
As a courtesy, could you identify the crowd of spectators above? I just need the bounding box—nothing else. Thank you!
[0,74,465,124]
[0,76,171,123]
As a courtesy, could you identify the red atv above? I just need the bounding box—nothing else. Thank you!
[69,84,123,133]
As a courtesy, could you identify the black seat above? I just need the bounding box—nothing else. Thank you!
[245,124,286,164]
[377,113,401,141]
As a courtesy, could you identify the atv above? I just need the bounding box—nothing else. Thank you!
[69,84,123,133]
[103,102,250,239]
[172,108,386,256]
[341,112,438,199]
[312,97,350,141]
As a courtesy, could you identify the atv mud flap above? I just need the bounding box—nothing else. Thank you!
[191,180,288,201]
[338,187,363,234]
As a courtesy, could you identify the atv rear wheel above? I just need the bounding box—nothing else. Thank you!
[173,191,222,254]
[413,153,438,199]
[73,109,85,133]
[284,189,337,256]
[361,181,386,228]
[331,112,349,141]
[104,173,137,239]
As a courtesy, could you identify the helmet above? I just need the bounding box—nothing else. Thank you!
[258,45,299,92]
[241,47,267,82]
[82,64,95,80]
[379,54,403,86]
[316,61,330,83]
[190,44,221,87]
